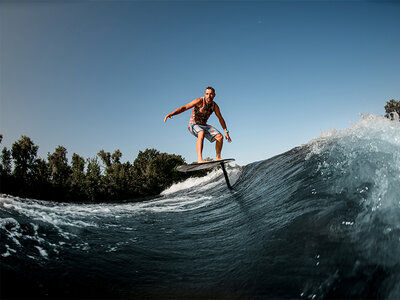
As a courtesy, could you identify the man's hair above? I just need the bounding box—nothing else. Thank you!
[205,86,215,94]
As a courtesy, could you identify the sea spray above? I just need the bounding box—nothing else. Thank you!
[304,114,400,299]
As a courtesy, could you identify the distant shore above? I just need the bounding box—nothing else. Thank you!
[0,134,206,203]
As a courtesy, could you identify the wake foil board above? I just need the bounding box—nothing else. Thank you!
[177,158,235,190]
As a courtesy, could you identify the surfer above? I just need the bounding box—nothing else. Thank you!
[164,86,232,163]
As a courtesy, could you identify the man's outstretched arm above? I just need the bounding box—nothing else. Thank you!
[164,98,202,123]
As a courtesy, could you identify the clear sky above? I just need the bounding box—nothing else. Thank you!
[1,0,399,166]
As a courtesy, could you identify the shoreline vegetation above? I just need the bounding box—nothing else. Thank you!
[0,134,206,203]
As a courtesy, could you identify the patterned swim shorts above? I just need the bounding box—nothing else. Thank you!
[188,124,221,143]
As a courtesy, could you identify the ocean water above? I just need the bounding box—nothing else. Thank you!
[1,114,399,299]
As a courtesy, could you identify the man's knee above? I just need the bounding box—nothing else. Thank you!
[215,134,223,142]
[197,131,205,138]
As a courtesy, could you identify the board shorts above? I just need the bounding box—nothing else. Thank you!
[188,123,221,143]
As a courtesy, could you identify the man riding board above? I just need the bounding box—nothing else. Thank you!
[164,86,232,163]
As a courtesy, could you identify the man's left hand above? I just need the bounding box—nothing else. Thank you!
[225,132,232,142]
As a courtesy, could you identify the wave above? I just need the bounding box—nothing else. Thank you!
[1,114,399,299]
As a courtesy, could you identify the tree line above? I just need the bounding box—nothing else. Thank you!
[0,135,202,202]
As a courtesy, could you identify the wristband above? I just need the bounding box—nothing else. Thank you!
[224,129,229,133]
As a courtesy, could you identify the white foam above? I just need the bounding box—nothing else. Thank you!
[161,169,222,195]
[0,190,212,228]
[307,114,400,154]
[161,165,242,196]
[1,245,17,257]
[34,246,49,259]
[0,217,22,247]
[131,194,214,213]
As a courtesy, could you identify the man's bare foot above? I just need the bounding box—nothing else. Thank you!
[216,157,224,161]
[198,159,207,163]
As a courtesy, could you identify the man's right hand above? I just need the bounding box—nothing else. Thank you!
[164,114,172,123]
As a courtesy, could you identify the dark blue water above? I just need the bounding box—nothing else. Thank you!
[1,114,399,299]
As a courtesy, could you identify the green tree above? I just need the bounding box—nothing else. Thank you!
[132,148,160,195]
[85,157,102,201]
[121,161,136,198]
[148,152,187,193]
[98,149,134,200]
[0,135,13,194]
[98,149,114,198]
[31,157,52,199]
[70,153,86,198]
[112,149,122,164]
[132,148,186,195]
[98,150,112,168]
[384,99,400,120]
[32,158,50,183]
[1,147,12,176]
[11,135,39,182]
[48,146,71,188]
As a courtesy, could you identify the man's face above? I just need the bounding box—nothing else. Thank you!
[204,89,215,102]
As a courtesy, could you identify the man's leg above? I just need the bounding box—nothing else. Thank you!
[196,130,206,163]
[215,134,223,160]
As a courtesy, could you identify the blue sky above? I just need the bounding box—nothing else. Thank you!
[1,0,399,166]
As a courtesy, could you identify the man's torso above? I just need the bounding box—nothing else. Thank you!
[189,97,215,125]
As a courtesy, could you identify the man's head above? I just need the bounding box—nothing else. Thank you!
[204,86,216,102]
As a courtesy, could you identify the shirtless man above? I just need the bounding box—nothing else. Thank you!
[164,86,232,163]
